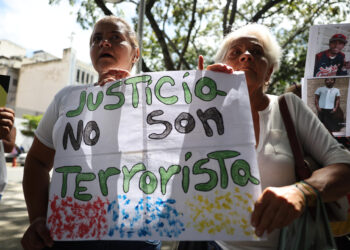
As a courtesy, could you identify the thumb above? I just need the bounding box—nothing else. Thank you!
[198,55,204,70]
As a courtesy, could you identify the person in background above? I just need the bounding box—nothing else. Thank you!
[314,33,350,77]
[21,16,161,250]
[0,107,16,200]
[315,78,343,132]
[198,23,350,250]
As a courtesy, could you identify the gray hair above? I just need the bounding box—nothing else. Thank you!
[215,23,282,72]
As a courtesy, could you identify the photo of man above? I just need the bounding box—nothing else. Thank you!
[313,34,350,77]
[314,78,344,132]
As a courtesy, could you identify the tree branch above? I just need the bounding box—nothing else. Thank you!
[227,0,237,34]
[223,0,232,35]
[250,0,284,22]
[164,32,190,69]
[142,58,152,72]
[177,0,197,69]
[94,0,113,15]
[145,0,174,70]
[281,0,331,49]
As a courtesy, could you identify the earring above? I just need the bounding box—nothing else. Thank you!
[264,81,270,86]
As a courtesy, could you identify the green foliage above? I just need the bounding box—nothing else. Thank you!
[20,114,43,137]
[48,0,350,94]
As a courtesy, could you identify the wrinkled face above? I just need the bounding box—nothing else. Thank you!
[325,78,335,88]
[223,36,273,94]
[329,40,345,55]
[90,20,137,74]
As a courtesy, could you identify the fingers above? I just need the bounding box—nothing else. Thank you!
[251,189,270,236]
[0,108,14,139]
[206,63,234,74]
[21,217,53,250]
[198,55,204,70]
[251,186,306,237]
[98,68,131,86]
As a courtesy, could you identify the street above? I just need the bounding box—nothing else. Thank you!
[0,166,28,250]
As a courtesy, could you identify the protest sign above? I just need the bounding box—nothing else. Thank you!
[47,70,261,241]
[0,75,10,107]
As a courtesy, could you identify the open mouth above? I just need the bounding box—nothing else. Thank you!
[99,53,114,59]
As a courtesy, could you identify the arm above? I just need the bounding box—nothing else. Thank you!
[251,94,350,236]
[0,107,16,152]
[314,94,321,112]
[332,96,340,113]
[21,137,55,249]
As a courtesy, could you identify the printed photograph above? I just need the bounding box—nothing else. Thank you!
[306,77,350,136]
[305,24,350,79]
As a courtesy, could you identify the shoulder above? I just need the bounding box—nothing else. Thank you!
[315,86,324,92]
[316,50,327,58]
[281,92,306,113]
[54,84,93,106]
[338,52,345,58]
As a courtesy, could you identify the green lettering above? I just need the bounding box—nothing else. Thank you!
[207,150,240,189]
[155,76,178,105]
[182,82,192,104]
[122,163,146,193]
[139,171,158,194]
[104,81,125,110]
[159,165,181,195]
[87,91,103,111]
[74,172,96,201]
[55,166,82,198]
[193,158,218,191]
[124,75,151,108]
[98,167,121,196]
[66,91,86,117]
[145,86,152,105]
[231,159,260,186]
[182,166,190,193]
[195,77,226,102]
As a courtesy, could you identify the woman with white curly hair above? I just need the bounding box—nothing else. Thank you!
[198,23,350,249]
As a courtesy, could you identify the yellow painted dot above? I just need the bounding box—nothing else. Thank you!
[214,213,223,221]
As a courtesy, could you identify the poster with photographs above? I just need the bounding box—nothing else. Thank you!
[304,23,350,79]
[303,23,350,136]
[306,77,350,136]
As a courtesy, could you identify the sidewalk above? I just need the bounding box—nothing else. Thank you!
[0,166,178,250]
[0,166,28,250]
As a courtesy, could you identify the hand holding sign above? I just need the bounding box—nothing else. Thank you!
[98,68,131,86]
[197,55,234,74]
[21,217,53,250]
[0,107,15,141]
[251,185,306,236]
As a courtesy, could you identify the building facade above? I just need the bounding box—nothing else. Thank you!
[0,39,97,117]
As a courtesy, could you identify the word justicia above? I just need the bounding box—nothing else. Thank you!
[55,150,260,202]
[66,73,227,117]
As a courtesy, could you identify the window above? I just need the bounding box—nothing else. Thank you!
[76,69,80,82]
[86,73,90,84]
[81,72,85,83]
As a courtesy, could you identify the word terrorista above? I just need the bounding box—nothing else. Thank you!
[55,150,260,202]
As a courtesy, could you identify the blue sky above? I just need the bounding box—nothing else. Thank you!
[0,0,136,64]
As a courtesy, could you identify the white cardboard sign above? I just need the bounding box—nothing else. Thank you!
[47,70,262,241]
